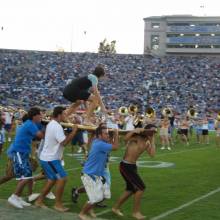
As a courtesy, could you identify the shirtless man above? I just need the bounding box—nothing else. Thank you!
[112,126,156,220]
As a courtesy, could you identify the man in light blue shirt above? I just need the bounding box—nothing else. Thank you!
[79,124,119,220]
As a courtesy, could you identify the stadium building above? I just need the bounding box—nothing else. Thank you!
[143,15,220,56]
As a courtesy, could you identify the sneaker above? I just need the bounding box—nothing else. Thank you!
[160,146,165,150]
[28,193,40,202]
[61,160,65,167]
[46,192,56,200]
[167,147,171,151]
[8,137,11,142]
[77,147,82,153]
[19,197,31,207]
[71,188,79,203]
[8,194,23,209]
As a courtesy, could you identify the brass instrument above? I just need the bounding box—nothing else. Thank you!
[145,107,155,118]
[187,108,197,118]
[128,104,138,115]
[94,106,101,114]
[217,112,220,121]
[133,114,145,128]
[118,106,128,116]
[162,107,173,117]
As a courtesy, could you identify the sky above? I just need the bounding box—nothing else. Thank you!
[0,0,219,54]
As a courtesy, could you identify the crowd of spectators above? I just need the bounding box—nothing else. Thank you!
[0,49,220,114]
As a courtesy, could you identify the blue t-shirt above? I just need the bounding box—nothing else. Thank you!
[9,120,39,154]
[83,139,112,176]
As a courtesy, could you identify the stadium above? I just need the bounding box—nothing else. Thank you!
[1,3,220,220]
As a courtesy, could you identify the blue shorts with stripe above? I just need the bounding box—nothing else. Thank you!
[12,152,32,180]
[40,160,67,180]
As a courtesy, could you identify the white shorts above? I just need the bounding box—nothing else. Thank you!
[81,173,111,204]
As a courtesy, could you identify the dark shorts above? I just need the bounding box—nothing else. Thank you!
[202,129,208,135]
[63,88,90,102]
[72,131,84,145]
[4,124,12,132]
[119,161,145,193]
[180,129,188,136]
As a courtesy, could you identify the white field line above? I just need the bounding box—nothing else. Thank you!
[96,209,111,216]
[150,187,220,220]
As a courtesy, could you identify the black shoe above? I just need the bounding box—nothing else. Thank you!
[71,187,79,203]
[96,202,107,208]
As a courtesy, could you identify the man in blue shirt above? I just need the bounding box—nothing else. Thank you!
[7,107,44,209]
[78,124,119,220]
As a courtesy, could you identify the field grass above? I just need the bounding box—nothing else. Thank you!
[0,131,220,220]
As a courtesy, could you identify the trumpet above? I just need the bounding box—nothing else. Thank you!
[118,106,128,116]
[145,107,155,118]
[162,107,173,117]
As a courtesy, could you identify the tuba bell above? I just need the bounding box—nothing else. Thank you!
[145,107,155,118]
[118,106,128,116]
[187,108,197,118]
[128,104,138,115]
[162,107,173,117]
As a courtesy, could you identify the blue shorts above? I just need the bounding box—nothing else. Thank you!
[40,160,67,180]
[196,129,202,135]
[71,131,84,145]
[12,152,32,180]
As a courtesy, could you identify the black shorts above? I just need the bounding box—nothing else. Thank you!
[63,89,90,102]
[202,129,208,135]
[119,161,145,193]
[180,129,188,136]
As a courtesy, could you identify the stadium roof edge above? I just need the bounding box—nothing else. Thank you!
[143,15,220,21]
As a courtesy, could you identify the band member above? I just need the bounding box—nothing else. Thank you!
[7,107,44,209]
[215,118,220,147]
[112,126,156,220]
[159,116,171,150]
[79,125,119,220]
[0,116,5,155]
[35,106,78,212]
[63,65,107,125]
[201,116,209,144]
[179,115,190,146]
[195,118,203,144]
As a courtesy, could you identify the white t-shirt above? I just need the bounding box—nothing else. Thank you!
[124,115,135,131]
[40,120,66,161]
[3,112,12,124]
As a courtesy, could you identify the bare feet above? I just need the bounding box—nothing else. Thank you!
[132,212,146,220]
[78,213,91,220]
[54,205,69,212]
[112,207,124,216]
[88,209,96,218]
[34,200,48,209]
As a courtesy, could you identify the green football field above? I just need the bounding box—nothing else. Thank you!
[0,132,220,220]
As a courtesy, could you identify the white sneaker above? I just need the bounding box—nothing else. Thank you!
[160,146,165,150]
[167,147,171,151]
[46,192,55,200]
[77,147,82,153]
[18,197,32,207]
[61,160,65,167]
[8,194,23,209]
[28,193,40,202]
[8,137,11,142]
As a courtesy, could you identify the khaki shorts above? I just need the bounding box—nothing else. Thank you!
[160,128,168,136]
